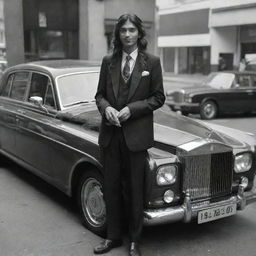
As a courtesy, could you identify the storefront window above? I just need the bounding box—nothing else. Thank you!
[23,0,78,61]
[178,47,210,74]
[38,30,65,59]
[163,48,175,72]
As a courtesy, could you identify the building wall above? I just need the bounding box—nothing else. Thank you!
[79,0,89,60]
[0,0,5,49]
[4,0,25,66]
[4,0,156,65]
[87,0,106,60]
[210,27,238,71]
[157,0,256,73]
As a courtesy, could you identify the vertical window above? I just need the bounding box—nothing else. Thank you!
[10,72,29,100]
[163,48,175,73]
[23,0,78,61]
[251,76,256,87]
[29,73,55,109]
[238,75,251,87]
[2,74,14,97]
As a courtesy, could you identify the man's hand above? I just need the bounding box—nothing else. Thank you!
[118,106,131,123]
[105,106,121,127]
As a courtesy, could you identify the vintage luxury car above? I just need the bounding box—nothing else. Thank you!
[166,71,256,119]
[0,61,256,236]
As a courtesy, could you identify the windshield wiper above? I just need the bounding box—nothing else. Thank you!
[64,100,95,107]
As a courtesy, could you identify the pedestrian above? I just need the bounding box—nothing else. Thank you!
[239,58,247,71]
[94,13,165,256]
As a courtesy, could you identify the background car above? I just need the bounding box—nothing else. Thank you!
[166,71,256,119]
[0,61,255,236]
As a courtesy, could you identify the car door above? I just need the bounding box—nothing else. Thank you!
[249,74,256,111]
[14,72,58,177]
[0,71,30,155]
[234,74,254,112]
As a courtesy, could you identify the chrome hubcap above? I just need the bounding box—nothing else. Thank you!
[81,178,106,228]
[204,103,215,118]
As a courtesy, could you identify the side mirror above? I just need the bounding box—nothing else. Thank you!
[29,96,43,106]
[29,96,49,114]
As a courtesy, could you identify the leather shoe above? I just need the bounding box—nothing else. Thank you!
[93,239,123,254]
[129,242,141,256]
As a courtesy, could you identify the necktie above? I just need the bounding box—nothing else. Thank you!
[122,55,132,82]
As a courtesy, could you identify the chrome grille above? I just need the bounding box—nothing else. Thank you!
[183,151,233,200]
[172,91,184,103]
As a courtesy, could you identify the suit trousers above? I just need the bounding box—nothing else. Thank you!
[102,127,146,242]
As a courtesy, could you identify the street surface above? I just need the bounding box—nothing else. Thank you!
[0,155,256,256]
[0,79,256,256]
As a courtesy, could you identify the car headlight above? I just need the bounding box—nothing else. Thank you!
[184,94,192,103]
[156,165,177,185]
[234,153,252,173]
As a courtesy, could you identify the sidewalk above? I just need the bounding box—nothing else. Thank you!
[163,72,207,84]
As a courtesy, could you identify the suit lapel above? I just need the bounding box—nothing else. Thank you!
[110,57,121,100]
[127,53,144,101]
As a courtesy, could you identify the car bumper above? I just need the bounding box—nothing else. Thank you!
[143,184,256,225]
[166,100,200,114]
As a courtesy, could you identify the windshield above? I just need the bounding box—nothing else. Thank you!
[56,72,99,108]
[204,73,235,89]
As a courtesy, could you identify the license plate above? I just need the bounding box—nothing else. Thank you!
[198,204,236,224]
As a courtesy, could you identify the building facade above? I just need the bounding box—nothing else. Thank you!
[157,0,256,74]
[0,0,6,70]
[4,0,156,66]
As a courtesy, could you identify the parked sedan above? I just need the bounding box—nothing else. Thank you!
[166,71,256,119]
[0,61,256,236]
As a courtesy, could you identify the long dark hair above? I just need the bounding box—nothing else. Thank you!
[111,13,148,59]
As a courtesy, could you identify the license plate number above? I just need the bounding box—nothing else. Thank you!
[198,204,236,224]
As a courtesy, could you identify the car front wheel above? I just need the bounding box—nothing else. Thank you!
[77,170,106,236]
[200,100,218,119]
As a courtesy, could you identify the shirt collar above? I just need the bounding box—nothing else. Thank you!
[122,48,138,61]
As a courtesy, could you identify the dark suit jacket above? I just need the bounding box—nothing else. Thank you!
[95,51,165,152]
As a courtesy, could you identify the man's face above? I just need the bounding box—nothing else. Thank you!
[119,20,139,53]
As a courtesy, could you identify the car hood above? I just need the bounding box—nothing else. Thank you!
[167,84,219,96]
[153,108,247,150]
[56,105,248,151]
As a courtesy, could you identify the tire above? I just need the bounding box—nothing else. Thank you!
[200,100,218,120]
[76,170,106,237]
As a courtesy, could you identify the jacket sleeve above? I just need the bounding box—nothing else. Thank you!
[127,57,165,118]
[95,57,111,116]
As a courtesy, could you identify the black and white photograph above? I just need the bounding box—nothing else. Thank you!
[0,0,256,255]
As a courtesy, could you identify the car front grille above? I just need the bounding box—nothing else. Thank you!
[183,151,233,200]
[172,91,184,103]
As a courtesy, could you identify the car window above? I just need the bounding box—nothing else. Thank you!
[56,72,99,108]
[1,74,14,97]
[44,80,56,109]
[251,75,256,87]
[10,72,30,100]
[237,75,251,88]
[29,73,56,109]
[205,73,235,89]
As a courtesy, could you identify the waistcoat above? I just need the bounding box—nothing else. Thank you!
[116,73,132,111]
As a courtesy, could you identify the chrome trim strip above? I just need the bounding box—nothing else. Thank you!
[178,138,219,152]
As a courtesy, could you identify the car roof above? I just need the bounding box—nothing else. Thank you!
[5,60,101,78]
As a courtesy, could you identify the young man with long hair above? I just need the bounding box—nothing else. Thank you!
[94,13,165,256]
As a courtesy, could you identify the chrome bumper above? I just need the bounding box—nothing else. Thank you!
[143,185,256,226]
